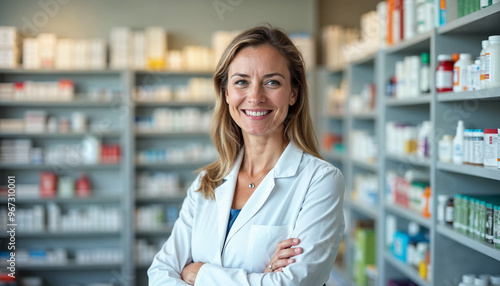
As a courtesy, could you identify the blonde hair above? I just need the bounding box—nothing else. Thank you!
[197,25,321,199]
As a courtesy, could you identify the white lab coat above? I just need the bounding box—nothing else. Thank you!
[148,142,345,286]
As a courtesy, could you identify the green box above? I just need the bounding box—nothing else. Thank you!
[354,228,376,286]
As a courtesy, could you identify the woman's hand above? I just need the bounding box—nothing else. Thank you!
[181,262,204,285]
[265,238,302,273]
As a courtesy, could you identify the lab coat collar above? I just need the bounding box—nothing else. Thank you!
[214,142,304,260]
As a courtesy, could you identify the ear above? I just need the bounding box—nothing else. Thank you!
[225,89,229,103]
[290,87,298,106]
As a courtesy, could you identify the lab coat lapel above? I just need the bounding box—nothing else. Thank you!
[214,151,243,261]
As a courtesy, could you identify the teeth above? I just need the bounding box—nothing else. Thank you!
[245,110,270,117]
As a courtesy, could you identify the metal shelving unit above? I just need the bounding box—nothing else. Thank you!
[384,252,431,286]
[385,203,431,228]
[346,198,379,221]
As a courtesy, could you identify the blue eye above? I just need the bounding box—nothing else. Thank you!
[235,79,248,85]
[267,80,280,86]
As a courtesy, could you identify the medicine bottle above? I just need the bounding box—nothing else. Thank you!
[438,135,453,163]
[464,129,473,164]
[484,35,500,88]
[453,53,473,92]
[491,275,500,286]
[436,54,454,92]
[484,129,498,167]
[472,129,484,166]
[437,195,449,224]
[480,40,490,89]
[445,197,454,225]
[420,52,430,93]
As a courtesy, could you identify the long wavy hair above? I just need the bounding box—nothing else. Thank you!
[197,25,321,199]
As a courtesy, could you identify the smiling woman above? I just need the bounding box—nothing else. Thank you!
[148,26,345,286]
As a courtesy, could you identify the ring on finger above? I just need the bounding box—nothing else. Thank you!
[269,263,274,272]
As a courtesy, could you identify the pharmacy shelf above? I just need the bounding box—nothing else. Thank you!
[350,111,376,120]
[436,88,500,102]
[0,131,121,138]
[135,161,211,169]
[17,231,120,238]
[349,51,377,66]
[135,195,186,204]
[135,101,214,107]
[135,131,209,138]
[133,69,214,75]
[323,152,345,162]
[136,262,153,269]
[0,163,120,170]
[385,31,432,54]
[385,153,431,168]
[345,198,379,221]
[352,158,378,172]
[438,2,500,35]
[386,96,431,106]
[0,99,118,108]
[326,113,345,119]
[0,68,123,74]
[437,162,500,181]
[136,226,174,236]
[16,263,122,271]
[384,252,430,286]
[1,196,121,204]
[385,202,431,228]
[331,265,355,286]
[437,224,500,261]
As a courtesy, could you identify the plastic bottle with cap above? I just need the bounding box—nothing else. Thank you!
[474,277,488,286]
[484,35,500,88]
[480,40,490,89]
[463,274,476,285]
[491,275,500,286]
[453,120,465,164]
[454,53,473,92]
[436,54,454,92]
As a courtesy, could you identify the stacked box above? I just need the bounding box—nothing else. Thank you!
[74,39,90,69]
[24,110,47,133]
[0,139,32,164]
[133,32,146,69]
[0,27,19,68]
[55,39,73,69]
[23,38,40,69]
[146,27,167,69]
[89,39,106,70]
[354,228,376,286]
[38,33,56,69]
[110,27,133,69]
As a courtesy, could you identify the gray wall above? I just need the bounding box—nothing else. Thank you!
[0,0,315,49]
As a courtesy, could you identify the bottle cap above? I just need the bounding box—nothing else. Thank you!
[482,40,490,49]
[452,53,460,62]
[442,135,453,141]
[488,35,500,42]
[438,195,449,203]
[463,274,476,283]
[484,129,498,134]
[474,278,488,286]
[438,54,452,61]
[421,52,430,64]
[459,53,472,60]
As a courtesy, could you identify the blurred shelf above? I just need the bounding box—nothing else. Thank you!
[323,152,345,162]
[349,51,377,66]
[134,69,214,75]
[136,262,153,269]
[385,31,432,54]
[350,111,376,120]
[437,88,500,102]
[135,101,214,107]
[386,95,431,106]
[0,196,121,204]
[0,163,120,170]
[384,252,430,286]
[325,66,346,74]
[352,159,378,172]
[385,153,431,168]
[0,68,123,75]
[0,131,121,138]
[326,113,345,119]
[0,99,119,107]
[136,195,185,204]
[17,231,120,238]
[345,198,379,221]
[437,162,500,181]
[437,224,500,261]
[438,2,500,35]
[135,161,211,169]
[135,131,209,138]
[385,202,431,228]
[330,265,355,286]
[15,262,122,271]
[136,226,174,236]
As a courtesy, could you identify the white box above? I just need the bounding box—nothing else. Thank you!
[23,38,40,69]
[38,33,56,69]
[0,27,17,49]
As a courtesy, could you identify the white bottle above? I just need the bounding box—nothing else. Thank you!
[417,121,431,158]
[439,135,453,163]
[454,53,473,92]
[484,35,500,88]
[480,40,490,89]
[453,120,465,165]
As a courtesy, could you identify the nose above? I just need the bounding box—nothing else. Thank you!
[247,84,266,104]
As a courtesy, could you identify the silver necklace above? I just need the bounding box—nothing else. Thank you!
[245,170,268,189]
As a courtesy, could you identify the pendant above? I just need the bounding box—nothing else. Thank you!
[249,183,255,189]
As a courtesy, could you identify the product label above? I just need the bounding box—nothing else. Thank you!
[453,66,460,86]
[436,70,453,89]
[445,206,454,222]
[484,53,491,80]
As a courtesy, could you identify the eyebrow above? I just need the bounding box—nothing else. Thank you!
[230,73,286,79]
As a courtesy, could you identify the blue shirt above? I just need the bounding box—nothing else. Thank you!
[226,208,242,240]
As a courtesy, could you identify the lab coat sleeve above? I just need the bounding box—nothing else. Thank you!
[147,174,201,286]
[194,166,345,286]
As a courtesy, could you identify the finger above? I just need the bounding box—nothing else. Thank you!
[276,247,302,260]
[275,238,300,252]
[273,258,296,270]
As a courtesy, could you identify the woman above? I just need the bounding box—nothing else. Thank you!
[148,26,345,286]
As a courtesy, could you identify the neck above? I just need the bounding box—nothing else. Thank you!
[242,134,288,177]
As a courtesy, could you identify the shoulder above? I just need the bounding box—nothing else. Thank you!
[300,152,343,179]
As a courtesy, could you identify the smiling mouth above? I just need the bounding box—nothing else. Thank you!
[244,110,271,117]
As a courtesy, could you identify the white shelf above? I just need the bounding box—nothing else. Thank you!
[350,111,377,120]
[135,161,211,169]
[136,195,186,203]
[135,131,209,138]
[385,153,431,168]
[384,252,431,286]
[0,196,121,204]
[136,226,174,236]
[326,112,345,119]
[0,68,123,74]
[0,163,120,170]
[349,51,377,66]
[15,262,122,271]
[135,101,214,107]
[345,198,379,220]
[385,202,431,228]
[134,69,214,75]
[17,231,120,238]
[437,224,500,261]
[385,31,432,54]
[352,158,378,172]
[0,131,121,138]
[438,2,500,35]
[386,96,431,106]
[437,162,500,181]
[437,88,500,102]
[0,99,118,107]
